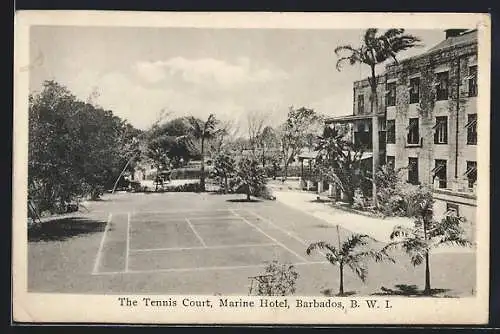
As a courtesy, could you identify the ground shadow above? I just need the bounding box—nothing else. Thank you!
[309,198,332,204]
[87,197,110,202]
[226,198,263,203]
[321,288,357,297]
[372,284,452,297]
[314,223,335,228]
[28,217,107,242]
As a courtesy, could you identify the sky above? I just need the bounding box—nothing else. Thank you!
[29,27,444,131]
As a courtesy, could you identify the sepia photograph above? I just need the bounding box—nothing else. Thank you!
[13,11,490,324]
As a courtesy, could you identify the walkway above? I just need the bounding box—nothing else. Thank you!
[270,186,474,254]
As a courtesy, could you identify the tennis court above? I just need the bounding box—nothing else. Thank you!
[28,192,476,296]
[92,207,328,277]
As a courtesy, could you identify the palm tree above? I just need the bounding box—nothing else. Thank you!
[315,126,366,204]
[306,226,394,295]
[335,29,421,207]
[187,114,219,192]
[381,186,472,295]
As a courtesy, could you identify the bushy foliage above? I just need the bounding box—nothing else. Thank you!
[169,168,203,180]
[374,165,409,216]
[164,182,202,192]
[250,261,299,296]
[315,126,367,204]
[278,106,322,179]
[235,157,267,200]
[352,188,370,211]
[212,151,236,194]
[29,81,141,213]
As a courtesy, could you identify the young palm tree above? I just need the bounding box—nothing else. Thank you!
[306,226,394,295]
[335,28,421,207]
[187,114,220,192]
[382,186,472,295]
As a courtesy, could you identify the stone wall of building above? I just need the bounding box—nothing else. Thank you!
[350,33,478,242]
[384,40,477,191]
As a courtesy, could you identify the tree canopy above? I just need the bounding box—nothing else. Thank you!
[29,80,141,212]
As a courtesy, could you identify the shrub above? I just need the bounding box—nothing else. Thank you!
[235,157,267,201]
[249,260,299,296]
[164,182,202,192]
[352,188,371,210]
[374,165,408,217]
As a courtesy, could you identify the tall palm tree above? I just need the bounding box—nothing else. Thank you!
[335,28,421,207]
[306,226,394,295]
[187,114,219,192]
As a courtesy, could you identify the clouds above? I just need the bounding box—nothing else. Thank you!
[133,57,287,87]
[133,61,167,84]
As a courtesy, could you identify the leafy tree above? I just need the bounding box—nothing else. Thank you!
[278,106,320,179]
[226,137,250,156]
[212,151,236,194]
[373,164,408,216]
[257,125,279,168]
[144,118,196,169]
[306,226,394,296]
[315,126,367,204]
[247,110,266,157]
[381,185,472,295]
[235,157,267,201]
[335,28,421,206]
[29,80,138,212]
[187,114,220,192]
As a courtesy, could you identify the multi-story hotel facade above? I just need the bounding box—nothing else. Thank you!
[326,29,478,240]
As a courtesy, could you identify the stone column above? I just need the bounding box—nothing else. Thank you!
[328,183,335,197]
[318,180,324,194]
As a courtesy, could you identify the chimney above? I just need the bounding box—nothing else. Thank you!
[445,29,467,39]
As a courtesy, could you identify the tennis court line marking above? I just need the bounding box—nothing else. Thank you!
[129,242,277,253]
[229,209,308,263]
[186,216,244,221]
[125,212,131,272]
[131,216,245,223]
[92,212,113,274]
[129,209,241,214]
[91,261,330,275]
[184,217,207,248]
[244,209,327,258]
[245,209,307,246]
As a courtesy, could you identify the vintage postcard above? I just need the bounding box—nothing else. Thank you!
[13,11,491,324]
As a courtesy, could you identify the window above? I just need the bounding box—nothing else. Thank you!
[357,121,365,132]
[436,71,449,101]
[408,158,419,185]
[466,113,477,145]
[409,77,420,104]
[386,156,395,170]
[407,118,420,145]
[354,121,370,148]
[386,82,396,106]
[467,65,478,97]
[433,116,448,144]
[465,161,477,189]
[446,203,459,216]
[432,159,447,189]
[357,95,364,114]
[386,120,396,144]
